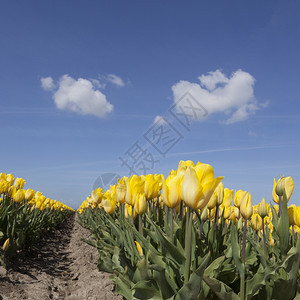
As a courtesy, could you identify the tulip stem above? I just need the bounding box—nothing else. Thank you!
[165,206,169,234]
[139,214,143,235]
[262,217,267,258]
[170,208,174,242]
[184,207,192,284]
[278,196,282,217]
[179,201,183,220]
[214,205,219,241]
[242,219,247,264]
[240,219,247,300]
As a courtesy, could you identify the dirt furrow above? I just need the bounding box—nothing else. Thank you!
[0,214,121,300]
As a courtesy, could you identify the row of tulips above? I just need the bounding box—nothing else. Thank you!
[78,160,300,299]
[0,172,74,265]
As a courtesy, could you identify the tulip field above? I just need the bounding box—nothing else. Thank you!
[1,162,300,299]
[78,160,300,300]
[0,172,74,266]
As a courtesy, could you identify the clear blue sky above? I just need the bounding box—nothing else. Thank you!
[1,0,299,208]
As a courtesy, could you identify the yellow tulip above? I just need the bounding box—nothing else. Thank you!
[125,175,145,206]
[215,183,224,206]
[239,191,253,220]
[135,241,143,256]
[6,174,15,185]
[0,180,10,194]
[234,190,246,208]
[207,193,217,210]
[176,160,195,177]
[25,188,35,201]
[288,205,300,227]
[295,207,300,227]
[13,189,26,203]
[272,176,294,203]
[116,178,126,203]
[124,203,136,219]
[234,207,240,219]
[258,198,268,219]
[251,214,262,232]
[223,188,234,207]
[134,193,147,215]
[181,165,223,210]
[101,193,116,214]
[2,238,10,251]
[14,177,26,189]
[91,188,103,204]
[144,174,162,200]
[0,173,6,180]
[162,174,182,208]
[224,206,231,220]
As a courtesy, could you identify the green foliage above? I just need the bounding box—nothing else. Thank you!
[0,192,72,262]
[79,200,300,300]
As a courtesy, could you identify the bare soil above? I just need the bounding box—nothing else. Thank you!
[0,214,122,300]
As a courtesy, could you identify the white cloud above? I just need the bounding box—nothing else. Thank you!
[107,74,125,87]
[198,69,229,91]
[153,115,167,125]
[52,75,113,118]
[248,130,257,137]
[172,69,259,124]
[90,78,106,89]
[41,77,56,91]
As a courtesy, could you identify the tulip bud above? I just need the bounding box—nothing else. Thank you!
[234,207,240,219]
[223,188,233,207]
[134,193,147,215]
[234,190,245,208]
[162,174,181,208]
[275,177,285,197]
[2,238,10,251]
[135,241,143,256]
[116,178,126,203]
[207,193,217,210]
[224,206,231,220]
[258,198,268,219]
[239,191,253,220]
[215,183,224,206]
[251,214,262,232]
[272,176,294,204]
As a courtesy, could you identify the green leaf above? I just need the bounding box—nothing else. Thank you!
[203,275,239,300]
[113,274,133,300]
[152,267,177,299]
[204,255,225,277]
[230,224,244,276]
[132,279,161,300]
[146,215,185,265]
[277,192,289,256]
[176,252,211,300]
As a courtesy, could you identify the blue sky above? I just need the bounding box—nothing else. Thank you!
[1,0,300,208]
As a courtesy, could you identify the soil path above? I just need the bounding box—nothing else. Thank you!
[0,214,122,300]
